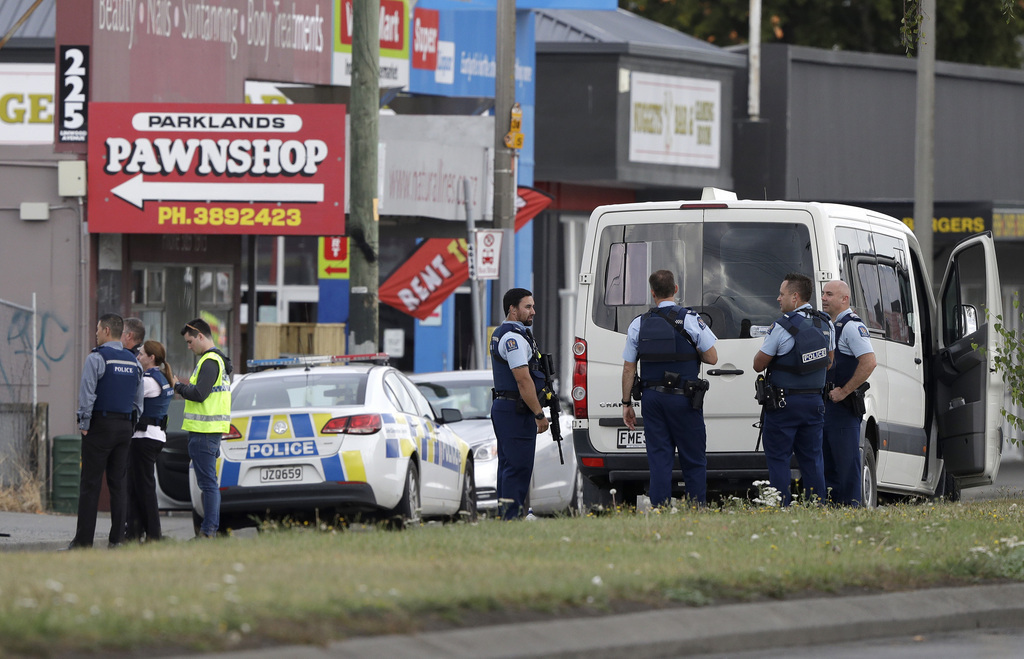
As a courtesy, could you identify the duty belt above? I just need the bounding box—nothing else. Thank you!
[648,385,687,395]
[782,388,822,396]
[492,389,521,401]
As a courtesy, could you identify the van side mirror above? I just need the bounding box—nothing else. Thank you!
[958,304,978,338]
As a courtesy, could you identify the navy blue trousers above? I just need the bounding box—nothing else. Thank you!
[640,388,707,507]
[762,393,826,506]
[491,399,536,520]
[823,400,863,506]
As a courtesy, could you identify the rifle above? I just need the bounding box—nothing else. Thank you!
[539,353,564,465]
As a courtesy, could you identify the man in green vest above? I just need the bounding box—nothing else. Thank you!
[172,317,232,538]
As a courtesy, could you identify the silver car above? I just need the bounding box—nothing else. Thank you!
[409,369,582,516]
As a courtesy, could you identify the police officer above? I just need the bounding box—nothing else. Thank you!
[821,280,877,506]
[173,318,232,538]
[68,313,144,549]
[753,273,834,506]
[490,288,549,520]
[126,340,175,542]
[621,270,718,508]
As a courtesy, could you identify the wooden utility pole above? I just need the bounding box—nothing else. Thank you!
[349,0,380,353]
[492,0,516,323]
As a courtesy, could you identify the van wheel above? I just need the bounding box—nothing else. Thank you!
[860,445,878,508]
[934,466,961,502]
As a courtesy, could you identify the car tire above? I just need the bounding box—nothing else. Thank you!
[389,462,421,529]
[455,460,478,523]
[567,468,585,516]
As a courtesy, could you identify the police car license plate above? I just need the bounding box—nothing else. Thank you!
[260,466,303,483]
[617,429,646,448]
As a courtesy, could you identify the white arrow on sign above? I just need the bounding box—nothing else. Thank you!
[110,174,325,209]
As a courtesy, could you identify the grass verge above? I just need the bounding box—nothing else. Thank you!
[2,498,1024,656]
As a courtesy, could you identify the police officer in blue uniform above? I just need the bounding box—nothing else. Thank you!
[490,288,549,520]
[126,340,176,542]
[753,273,834,506]
[68,314,144,549]
[821,280,877,506]
[622,270,718,507]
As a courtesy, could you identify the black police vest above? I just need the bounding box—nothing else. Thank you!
[636,305,700,384]
[490,323,545,394]
[141,368,173,422]
[768,309,830,390]
[827,312,864,388]
[92,344,141,415]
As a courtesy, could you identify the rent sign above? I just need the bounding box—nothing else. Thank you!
[87,103,345,235]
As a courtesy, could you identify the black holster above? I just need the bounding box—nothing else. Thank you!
[831,381,869,416]
[683,379,710,410]
[755,374,786,410]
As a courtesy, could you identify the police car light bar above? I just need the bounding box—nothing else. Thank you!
[246,353,390,371]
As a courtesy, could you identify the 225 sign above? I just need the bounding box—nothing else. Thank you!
[57,45,89,144]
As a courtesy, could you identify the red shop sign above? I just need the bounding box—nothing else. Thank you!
[87,103,345,235]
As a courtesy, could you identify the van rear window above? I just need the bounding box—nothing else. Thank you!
[594,222,813,339]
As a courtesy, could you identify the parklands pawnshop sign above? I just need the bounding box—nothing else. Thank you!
[87,103,345,236]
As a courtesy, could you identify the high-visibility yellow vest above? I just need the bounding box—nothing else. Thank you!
[182,351,231,433]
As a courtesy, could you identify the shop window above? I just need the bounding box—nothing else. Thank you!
[284,236,318,285]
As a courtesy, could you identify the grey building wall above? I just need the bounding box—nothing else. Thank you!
[754,44,1024,204]
[0,146,87,441]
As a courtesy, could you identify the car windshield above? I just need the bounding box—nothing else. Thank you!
[414,379,492,420]
[232,372,368,411]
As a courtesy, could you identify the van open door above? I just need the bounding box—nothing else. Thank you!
[935,232,1003,483]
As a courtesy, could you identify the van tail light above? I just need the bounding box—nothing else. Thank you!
[321,414,383,435]
[572,337,588,419]
[222,425,243,440]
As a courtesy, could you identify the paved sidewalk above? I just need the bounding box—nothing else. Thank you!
[0,509,197,551]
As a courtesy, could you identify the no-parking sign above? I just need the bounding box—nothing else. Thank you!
[474,230,502,280]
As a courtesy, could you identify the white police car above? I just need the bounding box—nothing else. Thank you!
[189,355,476,530]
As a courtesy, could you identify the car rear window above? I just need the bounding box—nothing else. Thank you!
[232,372,367,410]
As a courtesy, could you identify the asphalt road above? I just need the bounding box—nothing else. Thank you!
[961,449,1024,502]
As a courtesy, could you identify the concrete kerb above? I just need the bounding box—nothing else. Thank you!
[170,582,1024,659]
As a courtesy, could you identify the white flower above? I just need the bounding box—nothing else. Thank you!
[16,597,37,608]
[223,574,237,585]
[45,579,64,593]
[688,552,701,559]
[240,623,252,634]
[591,575,603,586]
[143,609,154,621]
[63,593,79,605]
[561,536,572,543]
[750,534,760,541]
[854,526,864,534]
[233,562,245,572]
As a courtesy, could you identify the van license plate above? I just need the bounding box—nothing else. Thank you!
[260,466,303,483]
[616,429,646,448]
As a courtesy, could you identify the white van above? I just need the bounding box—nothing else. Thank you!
[570,188,1004,506]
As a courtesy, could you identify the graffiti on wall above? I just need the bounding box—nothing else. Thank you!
[0,308,71,402]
